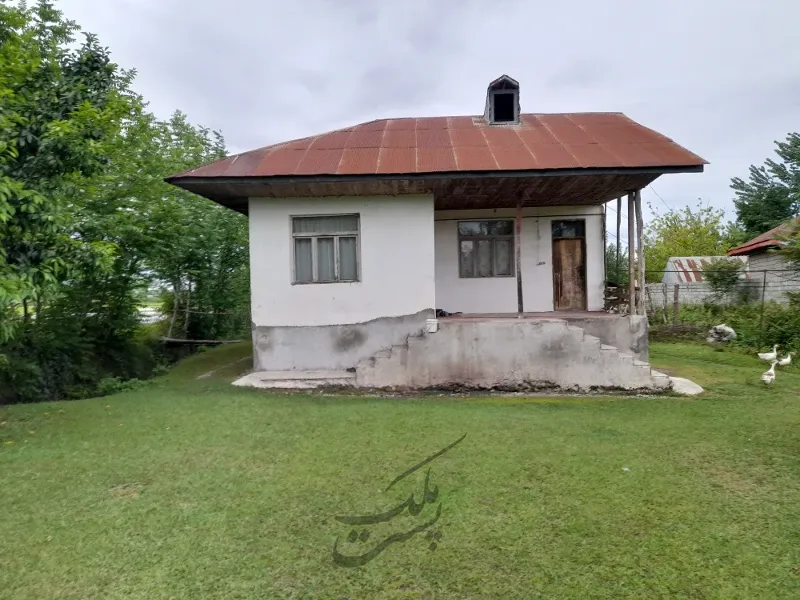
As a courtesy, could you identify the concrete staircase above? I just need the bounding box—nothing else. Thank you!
[355,318,671,392]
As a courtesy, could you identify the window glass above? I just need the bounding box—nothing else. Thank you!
[294,238,313,283]
[339,237,358,281]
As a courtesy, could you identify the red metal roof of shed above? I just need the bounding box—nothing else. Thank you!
[727,218,800,256]
[169,112,707,180]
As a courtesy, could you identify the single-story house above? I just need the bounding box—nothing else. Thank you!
[166,75,706,392]
[727,218,800,302]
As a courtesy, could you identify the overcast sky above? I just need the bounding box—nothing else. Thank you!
[58,0,800,234]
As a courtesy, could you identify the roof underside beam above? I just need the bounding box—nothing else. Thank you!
[169,167,702,216]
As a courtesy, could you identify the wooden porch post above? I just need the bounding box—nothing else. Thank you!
[515,199,524,317]
[602,203,607,281]
[627,192,635,315]
[635,189,646,315]
[615,196,621,283]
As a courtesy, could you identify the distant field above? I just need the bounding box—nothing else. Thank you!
[1,343,799,599]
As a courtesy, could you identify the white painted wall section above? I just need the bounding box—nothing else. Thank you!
[434,206,605,313]
[249,195,435,327]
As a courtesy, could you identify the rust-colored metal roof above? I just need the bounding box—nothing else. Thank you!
[727,218,800,256]
[662,256,749,284]
[169,112,707,180]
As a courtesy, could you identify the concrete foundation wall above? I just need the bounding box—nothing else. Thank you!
[252,310,432,371]
[356,317,665,391]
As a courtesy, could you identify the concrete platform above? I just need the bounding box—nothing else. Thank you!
[233,370,356,389]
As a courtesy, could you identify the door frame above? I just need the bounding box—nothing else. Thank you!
[551,220,588,311]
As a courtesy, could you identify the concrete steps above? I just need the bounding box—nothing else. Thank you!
[356,318,671,392]
[232,369,356,389]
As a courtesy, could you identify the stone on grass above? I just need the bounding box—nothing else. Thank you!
[670,377,704,396]
[706,324,736,344]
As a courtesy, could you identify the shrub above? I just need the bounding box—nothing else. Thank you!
[658,298,800,351]
[95,377,148,397]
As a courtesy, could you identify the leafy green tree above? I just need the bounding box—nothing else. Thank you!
[643,203,737,282]
[75,108,248,342]
[604,243,629,285]
[779,222,800,269]
[703,258,746,301]
[732,132,800,237]
[0,0,135,341]
[1,2,249,402]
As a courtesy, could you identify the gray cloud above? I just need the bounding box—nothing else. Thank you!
[546,60,615,90]
[58,0,800,226]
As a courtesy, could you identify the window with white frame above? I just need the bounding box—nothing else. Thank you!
[292,214,360,283]
[458,220,515,278]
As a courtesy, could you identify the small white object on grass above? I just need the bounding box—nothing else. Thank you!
[622,467,630,472]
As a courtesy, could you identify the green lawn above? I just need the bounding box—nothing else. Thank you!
[1,343,799,599]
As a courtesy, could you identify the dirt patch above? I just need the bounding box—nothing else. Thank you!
[109,483,142,499]
[680,447,768,496]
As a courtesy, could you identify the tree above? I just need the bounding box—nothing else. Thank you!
[0,0,136,341]
[779,222,800,269]
[732,132,800,237]
[1,2,249,402]
[643,202,737,282]
[702,258,746,301]
[604,243,629,285]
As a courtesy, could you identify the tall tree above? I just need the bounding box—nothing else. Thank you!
[731,132,800,237]
[0,0,136,341]
[643,202,738,282]
[1,1,249,402]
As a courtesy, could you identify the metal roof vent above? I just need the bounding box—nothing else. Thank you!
[484,75,520,125]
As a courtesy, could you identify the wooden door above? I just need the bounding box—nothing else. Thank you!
[552,238,587,310]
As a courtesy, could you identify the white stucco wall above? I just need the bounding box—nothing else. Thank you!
[249,195,435,327]
[434,206,605,313]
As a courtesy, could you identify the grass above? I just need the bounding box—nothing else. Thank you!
[1,342,799,599]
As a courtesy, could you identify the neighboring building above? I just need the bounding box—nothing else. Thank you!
[728,218,800,302]
[661,256,748,285]
[166,75,706,392]
[646,256,750,305]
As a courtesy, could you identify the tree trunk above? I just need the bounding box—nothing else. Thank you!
[167,280,181,339]
[183,279,192,338]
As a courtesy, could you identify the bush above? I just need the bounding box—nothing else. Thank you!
[0,309,168,405]
[656,298,800,351]
[95,377,148,397]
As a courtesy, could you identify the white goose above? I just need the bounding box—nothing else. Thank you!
[761,361,778,385]
[758,344,780,362]
[777,351,796,367]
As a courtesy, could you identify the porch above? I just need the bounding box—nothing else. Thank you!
[436,310,649,362]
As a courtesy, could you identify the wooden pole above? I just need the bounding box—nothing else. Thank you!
[515,199,524,317]
[635,189,646,316]
[602,203,607,282]
[615,196,621,284]
[758,269,767,346]
[672,284,679,326]
[627,192,635,315]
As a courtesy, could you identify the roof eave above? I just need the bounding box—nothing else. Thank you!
[165,163,704,189]
[727,240,784,256]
